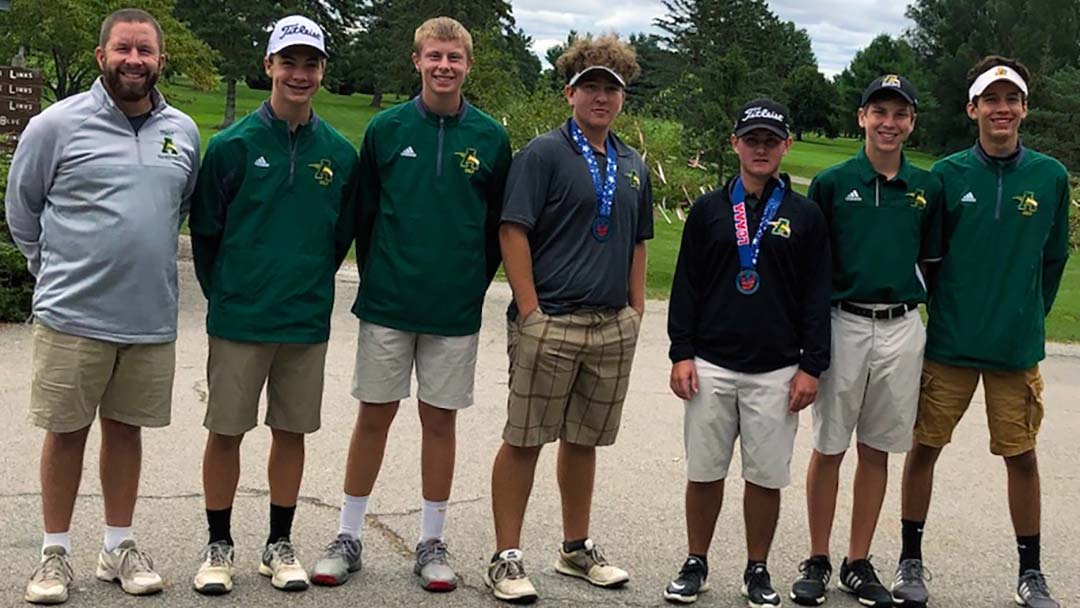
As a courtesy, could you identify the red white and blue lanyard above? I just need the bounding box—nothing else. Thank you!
[569,119,618,242]
[731,176,785,295]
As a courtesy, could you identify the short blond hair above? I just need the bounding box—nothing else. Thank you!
[413,17,473,61]
[556,34,641,86]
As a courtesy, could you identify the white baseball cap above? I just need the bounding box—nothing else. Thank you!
[567,65,626,88]
[968,64,1028,102]
[266,15,328,59]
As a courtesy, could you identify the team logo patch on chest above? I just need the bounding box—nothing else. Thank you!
[769,218,791,238]
[308,159,334,186]
[158,131,181,159]
[906,189,927,209]
[624,170,640,190]
[1014,191,1038,216]
[454,148,481,174]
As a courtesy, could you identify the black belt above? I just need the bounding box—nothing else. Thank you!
[834,301,917,320]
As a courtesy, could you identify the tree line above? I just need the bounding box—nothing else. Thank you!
[0,0,1077,170]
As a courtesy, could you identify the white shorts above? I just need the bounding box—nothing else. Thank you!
[351,319,479,410]
[812,305,925,455]
[683,359,800,489]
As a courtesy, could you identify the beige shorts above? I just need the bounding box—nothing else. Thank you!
[30,322,175,433]
[204,337,328,436]
[503,306,641,448]
[351,319,479,409]
[683,359,800,488]
[813,305,925,455]
[914,360,1043,457]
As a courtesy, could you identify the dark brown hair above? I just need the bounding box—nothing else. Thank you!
[99,8,164,53]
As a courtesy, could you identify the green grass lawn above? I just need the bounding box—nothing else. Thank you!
[163,81,1080,342]
[158,79,407,150]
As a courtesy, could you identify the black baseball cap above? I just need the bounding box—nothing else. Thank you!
[733,98,791,139]
[861,74,918,108]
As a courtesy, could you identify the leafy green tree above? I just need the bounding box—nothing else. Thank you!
[0,143,35,322]
[782,64,839,139]
[0,0,217,100]
[833,35,928,137]
[1025,66,1080,170]
[626,33,681,115]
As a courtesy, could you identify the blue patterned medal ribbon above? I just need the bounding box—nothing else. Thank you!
[569,120,618,242]
[730,176,785,294]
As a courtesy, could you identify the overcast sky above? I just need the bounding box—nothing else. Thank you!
[512,0,913,77]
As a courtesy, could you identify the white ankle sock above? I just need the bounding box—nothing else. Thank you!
[419,499,449,543]
[338,494,368,540]
[42,532,72,555]
[103,525,132,553]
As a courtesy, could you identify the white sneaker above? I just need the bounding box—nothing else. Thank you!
[95,539,163,595]
[554,539,630,588]
[193,541,235,595]
[259,539,309,591]
[25,546,73,605]
[485,549,538,603]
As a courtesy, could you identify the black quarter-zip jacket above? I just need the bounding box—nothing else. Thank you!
[668,174,832,376]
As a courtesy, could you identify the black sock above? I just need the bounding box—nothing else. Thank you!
[689,553,708,573]
[1017,534,1040,575]
[206,507,233,546]
[562,538,588,553]
[268,503,296,545]
[900,519,925,562]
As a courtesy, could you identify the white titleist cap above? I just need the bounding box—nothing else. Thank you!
[266,15,328,59]
[968,64,1028,102]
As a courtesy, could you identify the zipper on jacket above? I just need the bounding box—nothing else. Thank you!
[436,116,445,177]
[994,166,1003,220]
[874,178,880,208]
[288,130,297,186]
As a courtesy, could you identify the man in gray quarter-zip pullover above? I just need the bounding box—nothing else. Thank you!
[5,8,199,604]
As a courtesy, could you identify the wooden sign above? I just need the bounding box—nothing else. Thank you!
[0,66,41,143]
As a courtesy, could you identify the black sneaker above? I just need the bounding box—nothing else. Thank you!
[790,556,832,605]
[742,563,781,607]
[1015,570,1060,608]
[891,558,929,607]
[663,556,709,604]
[837,558,893,607]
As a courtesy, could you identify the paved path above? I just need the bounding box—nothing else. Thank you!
[2,262,1079,607]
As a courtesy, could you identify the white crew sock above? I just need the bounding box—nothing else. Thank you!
[338,494,368,540]
[419,499,449,543]
[42,532,72,555]
[103,525,132,553]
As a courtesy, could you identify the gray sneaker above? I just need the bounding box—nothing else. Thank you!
[414,538,457,592]
[891,558,930,607]
[1016,570,1060,608]
[311,534,362,587]
[25,546,74,605]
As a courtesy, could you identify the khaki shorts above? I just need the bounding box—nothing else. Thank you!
[813,305,925,455]
[503,306,641,448]
[30,322,175,433]
[351,320,479,409]
[914,359,1044,457]
[684,359,800,488]
[204,337,328,436]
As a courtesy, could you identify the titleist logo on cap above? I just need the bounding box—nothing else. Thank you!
[280,23,322,40]
[743,107,785,122]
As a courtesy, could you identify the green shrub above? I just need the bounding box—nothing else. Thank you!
[0,143,35,322]
[1070,176,1080,252]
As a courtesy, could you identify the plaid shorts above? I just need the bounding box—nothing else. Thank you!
[503,306,642,447]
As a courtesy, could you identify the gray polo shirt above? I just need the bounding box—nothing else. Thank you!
[502,120,654,317]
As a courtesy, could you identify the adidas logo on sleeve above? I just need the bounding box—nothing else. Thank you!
[253,156,270,168]
[844,189,863,202]
[400,146,417,158]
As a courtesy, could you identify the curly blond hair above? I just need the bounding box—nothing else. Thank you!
[555,34,641,86]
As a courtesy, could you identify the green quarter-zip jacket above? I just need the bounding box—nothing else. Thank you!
[808,148,944,304]
[927,143,1070,370]
[189,102,359,343]
[352,97,512,336]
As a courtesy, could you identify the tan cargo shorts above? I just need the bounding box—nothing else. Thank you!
[30,322,175,433]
